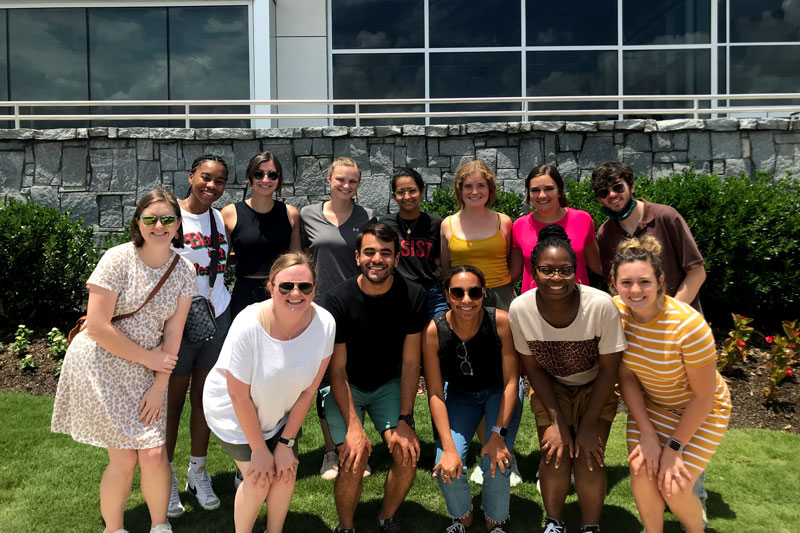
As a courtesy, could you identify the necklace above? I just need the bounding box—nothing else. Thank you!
[262,303,307,340]
[397,213,420,236]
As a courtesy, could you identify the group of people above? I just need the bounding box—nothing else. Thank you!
[50,152,730,533]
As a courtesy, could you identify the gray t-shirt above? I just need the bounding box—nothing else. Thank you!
[300,202,376,302]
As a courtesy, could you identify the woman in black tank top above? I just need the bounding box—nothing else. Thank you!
[422,265,522,533]
[222,152,301,317]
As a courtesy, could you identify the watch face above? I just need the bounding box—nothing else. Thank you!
[668,439,681,451]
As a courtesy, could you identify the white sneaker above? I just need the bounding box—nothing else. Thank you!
[167,470,184,518]
[469,464,483,484]
[363,462,372,478]
[509,454,523,487]
[320,451,339,480]
[186,467,221,511]
[149,524,172,533]
[233,469,244,489]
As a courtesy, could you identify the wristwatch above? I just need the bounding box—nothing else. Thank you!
[666,437,685,453]
[398,413,415,429]
[491,425,508,438]
[278,436,296,448]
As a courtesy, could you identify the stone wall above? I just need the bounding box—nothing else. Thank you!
[1,118,799,238]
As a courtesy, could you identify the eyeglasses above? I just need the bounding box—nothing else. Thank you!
[595,182,627,199]
[456,342,473,376]
[535,265,576,278]
[394,187,420,198]
[277,282,314,295]
[448,286,484,300]
[253,169,280,181]
[138,214,178,227]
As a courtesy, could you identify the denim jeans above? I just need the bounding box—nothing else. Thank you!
[434,381,523,523]
[425,283,449,319]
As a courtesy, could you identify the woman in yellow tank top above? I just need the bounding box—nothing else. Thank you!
[440,160,515,311]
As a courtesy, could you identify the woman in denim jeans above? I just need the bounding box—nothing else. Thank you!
[422,265,522,533]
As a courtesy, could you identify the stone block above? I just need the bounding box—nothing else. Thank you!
[370,144,394,176]
[673,133,688,151]
[350,126,375,137]
[284,195,310,210]
[88,127,108,138]
[652,163,674,179]
[474,138,486,148]
[450,155,475,173]
[643,120,658,133]
[653,151,687,163]
[334,138,369,173]
[427,139,439,157]
[614,119,648,131]
[402,125,425,136]
[439,139,474,157]
[757,118,789,130]
[231,140,261,184]
[465,122,507,134]
[98,195,123,228]
[497,147,519,169]
[24,146,34,162]
[394,147,407,167]
[565,121,597,132]
[775,133,800,144]
[501,178,525,195]
[312,138,333,156]
[521,138,544,170]
[725,158,751,177]
[543,135,556,164]
[749,131,776,173]
[497,168,519,181]
[556,152,579,180]
[531,121,565,132]
[441,171,456,188]
[417,167,441,184]
[486,137,508,147]
[258,127,302,138]
[302,127,324,138]
[737,118,758,130]
[208,128,254,140]
[294,138,312,156]
[624,133,651,153]
[137,160,161,196]
[597,121,615,131]
[711,132,742,159]
[711,160,725,175]
[34,142,61,185]
[577,136,616,169]
[687,132,711,161]
[261,143,295,184]
[136,139,153,160]
[657,119,706,132]
[614,133,624,144]
[322,126,349,137]
[425,125,448,137]
[375,126,403,137]
[89,139,128,149]
[557,133,583,152]
[623,152,652,177]
[61,192,98,226]
[150,128,195,140]
[158,143,178,171]
[476,148,497,172]
[0,129,31,140]
[706,118,738,131]
[357,176,391,215]
[653,133,672,152]
[0,151,25,191]
[427,156,450,167]
[180,144,204,172]
[29,185,59,209]
[775,145,800,177]
[448,125,461,136]
[34,129,76,141]
[117,127,151,139]
[89,149,113,191]
[62,146,88,187]
[294,157,326,195]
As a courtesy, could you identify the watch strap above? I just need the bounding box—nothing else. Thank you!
[278,436,295,447]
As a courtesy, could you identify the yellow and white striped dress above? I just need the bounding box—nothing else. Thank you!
[615,295,731,475]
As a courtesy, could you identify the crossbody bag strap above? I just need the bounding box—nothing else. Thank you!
[207,209,220,303]
[111,255,181,323]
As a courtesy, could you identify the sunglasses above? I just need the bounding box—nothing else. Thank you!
[456,342,473,376]
[535,265,576,278]
[595,182,627,199]
[448,286,484,300]
[277,282,314,295]
[253,169,280,181]
[138,214,178,227]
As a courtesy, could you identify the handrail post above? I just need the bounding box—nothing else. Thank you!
[693,98,699,119]
[14,104,19,129]
[523,99,529,122]
[355,102,360,127]
[185,104,191,128]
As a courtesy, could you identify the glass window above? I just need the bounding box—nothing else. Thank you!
[332,0,423,49]
[429,52,521,123]
[168,6,250,127]
[429,0,520,47]
[729,0,800,43]
[718,0,727,42]
[624,0,711,45]
[332,53,424,125]
[730,45,800,93]
[526,0,617,46]
[623,49,711,116]
[527,50,618,119]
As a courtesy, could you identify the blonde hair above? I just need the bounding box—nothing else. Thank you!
[327,157,361,180]
[610,235,665,296]
[268,252,317,285]
[454,160,497,209]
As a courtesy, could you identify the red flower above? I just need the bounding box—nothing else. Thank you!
[765,336,775,344]
[787,368,794,377]
[737,339,746,347]
[789,344,795,348]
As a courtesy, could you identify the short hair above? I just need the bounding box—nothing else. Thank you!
[590,161,634,195]
[525,164,568,209]
[245,151,283,195]
[327,156,361,180]
[268,251,317,286]
[130,189,184,249]
[531,224,577,269]
[454,160,497,209]
[356,222,400,256]
[442,264,486,290]
[610,235,666,297]
[390,167,425,193]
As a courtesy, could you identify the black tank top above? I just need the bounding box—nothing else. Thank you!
[230,200,292,277]
[434,307,504,392]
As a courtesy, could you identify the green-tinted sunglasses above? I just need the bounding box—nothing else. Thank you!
[138,214,179,227]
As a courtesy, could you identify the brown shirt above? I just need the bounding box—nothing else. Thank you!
[596,199,705,313]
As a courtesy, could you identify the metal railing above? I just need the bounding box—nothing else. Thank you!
[1,94,799,128]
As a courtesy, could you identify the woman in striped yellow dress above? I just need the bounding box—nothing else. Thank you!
[610,235,730,533]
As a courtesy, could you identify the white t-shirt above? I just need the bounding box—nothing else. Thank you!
[175,206,231,314]
[508,285,627,386]
[203,303,336,444]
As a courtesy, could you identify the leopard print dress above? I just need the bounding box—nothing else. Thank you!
[51,242,196,449]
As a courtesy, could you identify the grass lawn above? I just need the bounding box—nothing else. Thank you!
[0,392,796,533]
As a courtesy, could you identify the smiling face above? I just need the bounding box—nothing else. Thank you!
[393,176,422,216]
[250,160,279,198]
[356,233,397,286]
[613,260,663,319]
[446,271,484,321]
[528,174,561,215]
[533,246,577,302]
[460,172,490,209]
[188,160,228,207]
[327,165,360,202]
[136,200,181,248]
[268,263,315,314]
[597,178,633,214]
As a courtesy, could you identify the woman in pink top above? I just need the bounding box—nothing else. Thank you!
[510,165,601,293]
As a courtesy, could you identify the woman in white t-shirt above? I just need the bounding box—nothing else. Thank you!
[203,252,335,533]
[508,225,626,533]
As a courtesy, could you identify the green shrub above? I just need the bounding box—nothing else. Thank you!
[421,186,525,220]
[0,199,98,327]
[47,328,68,360]
[11,324,32,357]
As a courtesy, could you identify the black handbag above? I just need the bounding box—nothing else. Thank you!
[183,210,220,343]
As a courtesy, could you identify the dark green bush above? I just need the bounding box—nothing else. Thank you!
[421,186,525,220]
[0,199,97,327]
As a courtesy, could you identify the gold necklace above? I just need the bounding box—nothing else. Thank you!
[261,303,308,340]
[398,213,420,236]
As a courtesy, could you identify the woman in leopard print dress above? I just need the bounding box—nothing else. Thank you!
[52,189,197,533]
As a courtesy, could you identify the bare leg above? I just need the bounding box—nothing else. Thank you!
[232,459,269,533]
[334,444,368,529]
[101,449,138,532]
[139,446,171,528]
[166,374,191,462]
[320,419,336,453]
[536,425,572,521]
[265,466,298,533]
[662,471,703,533]
[572,420,613,526]
[378,432,417,521]
[629,465,666,533]
[189,369,211,457]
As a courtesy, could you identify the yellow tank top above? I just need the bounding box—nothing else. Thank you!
[448,213,511,288]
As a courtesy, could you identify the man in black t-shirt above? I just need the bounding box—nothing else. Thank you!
[322,223,428,533]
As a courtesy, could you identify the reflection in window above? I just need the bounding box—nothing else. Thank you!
[624,0,711,45]
[332,0,423,49]
[526,0,617,46]
[730,45,800,93]
[169,6,250,127]
[623,50,710,116]
[729,0,800,43]
[332,53,424,125]
[429,52,521,123]
[429,0,520,47]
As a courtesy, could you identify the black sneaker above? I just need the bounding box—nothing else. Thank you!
[544,517,567,533]
[377,516,407,533]
[581,526,600,533]
[445,521,466,533]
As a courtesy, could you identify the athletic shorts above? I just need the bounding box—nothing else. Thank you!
[321,378,401,446]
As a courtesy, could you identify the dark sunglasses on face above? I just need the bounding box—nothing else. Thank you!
[595,182,627,199]
[448,286,484,300]
[535,265,576,278]
[253,169,280,181]
[277,282,314,295]
[138,214,178,227]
